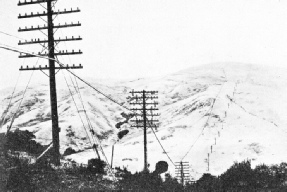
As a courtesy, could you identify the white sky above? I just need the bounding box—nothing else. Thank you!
[1,0,287,91]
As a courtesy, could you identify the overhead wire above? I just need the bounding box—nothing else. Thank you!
[53,14,115,173]
[5,44,48,134]
[148,121,175,166]
[0,73,21,130]
[180,81,226,161]
[1,41,172,173]
[0,30,26,40]
[0,20,117,176]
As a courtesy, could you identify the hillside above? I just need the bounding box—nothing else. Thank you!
[1,63,287,180]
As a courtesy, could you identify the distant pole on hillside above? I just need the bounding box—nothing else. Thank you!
[129,90,159,172]
[18,0,83,165]
[206,153,209,172]
[111,144,114,168]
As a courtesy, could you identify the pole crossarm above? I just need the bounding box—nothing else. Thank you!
[18,0,56,6]
[20,64,83,71]
[128,96,158,100]
[130,108,159,111]
[130,90,158,94]
[19,36,82,45]
[130,102,159,105]
[133,113,159,117]
[19,8,80,19]
[19,50,82,58]
[19,22,81,32]
[130,120,159,122]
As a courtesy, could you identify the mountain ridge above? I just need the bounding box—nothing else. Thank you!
[1,62,287,179]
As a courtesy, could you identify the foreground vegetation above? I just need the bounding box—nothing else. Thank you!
[1,130,287,191]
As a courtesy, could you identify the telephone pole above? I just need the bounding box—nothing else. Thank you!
[18,0,83,165]
[129,90,159,172]
[175,161,190,185]
[205,153,210,172]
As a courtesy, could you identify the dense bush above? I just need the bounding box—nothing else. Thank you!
[115,168,182,191]
[5,129,45,155]
[87,158,107,174]
[63,147,77,156]
[185,160,287,192]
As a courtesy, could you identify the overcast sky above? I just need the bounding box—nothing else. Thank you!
[1,0,287,91]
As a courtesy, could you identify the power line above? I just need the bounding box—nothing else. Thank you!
[61,68,115,178]
[6,70,34,134]
[148,121,175,166]
[0,44,130,114]
[180,81,226,161]
[5,45,48,134]
[0,73,21,130]
[0,30,25,40]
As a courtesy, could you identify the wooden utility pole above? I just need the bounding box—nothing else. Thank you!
[129,90,159,172]
[18,0,83,165]
[206,153,210,172]
[111,145,114,168]
[175,161,190,185]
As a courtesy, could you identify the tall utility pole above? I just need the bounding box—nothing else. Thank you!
[129,90,159,172]
[18,0,83,165]
[175,161,190,185]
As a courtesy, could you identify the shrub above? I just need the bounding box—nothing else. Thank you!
[5,129,45,155]
[63,147,77,156]
[87,158,106,174]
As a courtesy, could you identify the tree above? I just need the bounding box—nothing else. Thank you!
[219,160,256,191]
[253,164,273,188]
